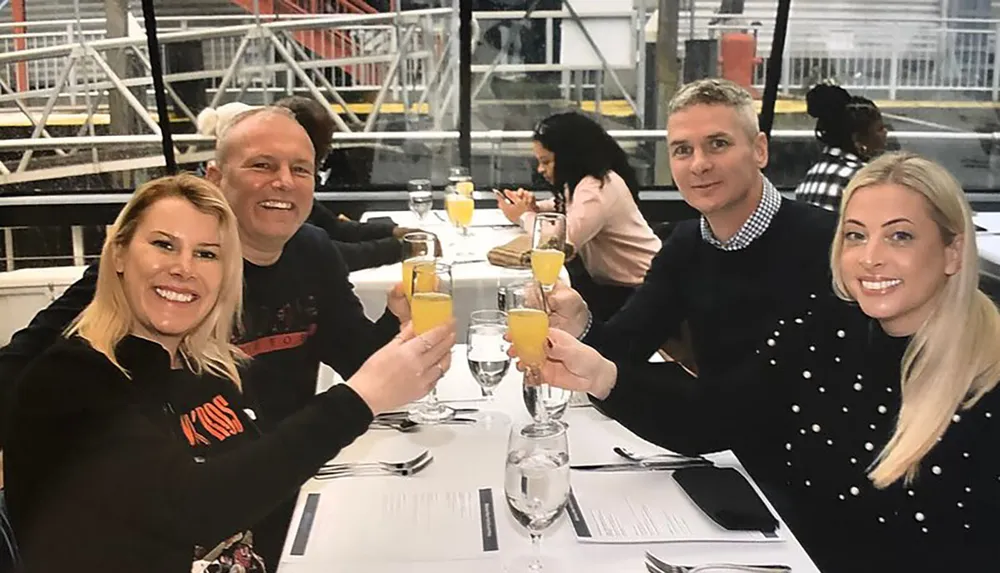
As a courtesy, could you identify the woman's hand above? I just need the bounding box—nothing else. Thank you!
[545,283,590,338]
[497,188,537,223]
[346,321,457,415]
[508,328,617,400]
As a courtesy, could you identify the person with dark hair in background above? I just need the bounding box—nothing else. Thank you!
[496,112,660,320]
[795,83,888,212]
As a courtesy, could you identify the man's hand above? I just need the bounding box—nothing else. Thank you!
[546,283,590,338]
[386,283,411,324]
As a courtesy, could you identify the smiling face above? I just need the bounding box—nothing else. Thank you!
[207,111,316,264]
[839,183,962,336]
[113,196,224,355]
[532,140,556,185]
[667,103,769,237]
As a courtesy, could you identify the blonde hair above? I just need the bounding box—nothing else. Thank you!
[831,152,1000,487]
[668,78,760,137]
[195,102,258,138]
[67,174,247,387]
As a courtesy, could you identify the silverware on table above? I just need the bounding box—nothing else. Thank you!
[376,408,478,420]
[315,452,434,480]
[320,450,430,473]
[569,459,713,472]
[613,446,711,465]
[645,552,790,573]
[370,417,478,432]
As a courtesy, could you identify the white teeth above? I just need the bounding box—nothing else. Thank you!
[155,288,195,303]
[861,279,902,291]
[260,200,293,210]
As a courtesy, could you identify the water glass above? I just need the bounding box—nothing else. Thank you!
[408,179,433,222]
[504,421,570,572]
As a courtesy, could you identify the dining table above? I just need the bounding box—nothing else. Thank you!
[278,345,822,573]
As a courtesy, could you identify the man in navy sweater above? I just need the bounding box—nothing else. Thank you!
[0,106,410,564]
[553,78,837,378]
[547,80,837,518]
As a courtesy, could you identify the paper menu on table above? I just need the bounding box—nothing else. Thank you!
[565,472,783,544]
[286,484,501,563]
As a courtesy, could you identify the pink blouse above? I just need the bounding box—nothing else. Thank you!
[521,171,660,286]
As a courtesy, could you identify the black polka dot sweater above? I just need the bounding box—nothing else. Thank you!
[596,293,1000,572]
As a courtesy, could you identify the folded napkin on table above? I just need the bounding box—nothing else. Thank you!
[487,234,576,269]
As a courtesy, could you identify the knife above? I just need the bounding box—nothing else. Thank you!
[570,459,713,472]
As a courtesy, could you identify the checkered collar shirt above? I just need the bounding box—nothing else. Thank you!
[699,176,782,251]
[794,146,863,212]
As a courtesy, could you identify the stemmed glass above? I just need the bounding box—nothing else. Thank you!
[407,178,433,222]
[401,232,437,303]
[530,213,567,292]
[407,261,456,424]
[504,421,570,572]
[505,280,570,437]
[467,310,511,425]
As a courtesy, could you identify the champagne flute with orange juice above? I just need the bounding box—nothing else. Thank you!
[401,232,437,302]
[530,213,567,292]
[506,280,569,437]
[408,261,456,424]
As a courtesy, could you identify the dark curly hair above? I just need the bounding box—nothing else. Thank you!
[532,112,641,213]
[806,84,882,157]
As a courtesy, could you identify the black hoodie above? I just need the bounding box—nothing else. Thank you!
[4,335,372,573]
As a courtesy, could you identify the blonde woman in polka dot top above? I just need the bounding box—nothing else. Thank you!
[520,152,1000,572]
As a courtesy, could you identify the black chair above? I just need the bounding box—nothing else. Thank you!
[0,490,20,572]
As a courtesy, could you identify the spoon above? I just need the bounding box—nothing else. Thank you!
[613,446,711,465]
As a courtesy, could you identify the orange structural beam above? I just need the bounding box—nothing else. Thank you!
[13,0,27,92]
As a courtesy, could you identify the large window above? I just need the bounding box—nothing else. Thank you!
[1,0,999,267]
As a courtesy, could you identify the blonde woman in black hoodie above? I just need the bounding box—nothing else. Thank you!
[3,174,455,573]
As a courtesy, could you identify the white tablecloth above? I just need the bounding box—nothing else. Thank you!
[279,347,821,573]
[973,212,1000,279]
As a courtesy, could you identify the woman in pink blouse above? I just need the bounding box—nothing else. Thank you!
[498,112,661,319]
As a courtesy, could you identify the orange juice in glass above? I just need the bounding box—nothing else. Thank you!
[445,192,475,233]
[401,232,437,301]
[507,308,549,367]
[530,248,565,290]
[407,261,455,424]
[531,213,568,292]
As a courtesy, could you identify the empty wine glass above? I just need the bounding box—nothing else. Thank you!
[408,179,433,222]
[504,421,570,572]
[408,261,455,424]
[530,213,567,292]
[505,280,568,437]
[467,310,510,425]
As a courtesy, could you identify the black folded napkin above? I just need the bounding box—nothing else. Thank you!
[673,466,779,533]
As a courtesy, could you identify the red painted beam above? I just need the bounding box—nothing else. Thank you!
[12,0,27,92]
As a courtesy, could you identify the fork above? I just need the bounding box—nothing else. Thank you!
[315,454,434,480]
[319,450,430,472]
[614,446,711,465]
[645,552,790,573]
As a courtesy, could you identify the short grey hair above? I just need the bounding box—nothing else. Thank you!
[214,106,303,165]
[668,78,760,136]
